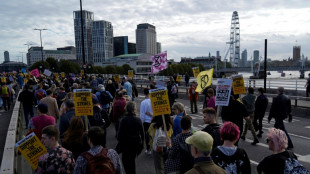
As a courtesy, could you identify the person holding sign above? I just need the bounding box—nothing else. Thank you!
[37,126,75,174]
[171,102,188,138]
[148,115,173,174]
[188,81,198,114]
[117,101,144,174]
[140,88,153,155]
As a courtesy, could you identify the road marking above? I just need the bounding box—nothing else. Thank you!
[250,160,259,166]
[305,126,310,129]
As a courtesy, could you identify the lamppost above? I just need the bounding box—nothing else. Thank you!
[24,43,33,50]
[19,52,25,64]
[34,28,47,70]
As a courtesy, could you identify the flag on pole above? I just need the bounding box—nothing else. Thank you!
[195,68,214,93]
[30,69,40,78]
[151,51,168,74]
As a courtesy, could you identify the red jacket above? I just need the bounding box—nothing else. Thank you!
[188,86,198,101]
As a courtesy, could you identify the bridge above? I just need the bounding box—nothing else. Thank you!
[218,66,310,72]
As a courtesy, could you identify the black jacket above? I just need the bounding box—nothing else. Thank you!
[268,93,291,121]
[254,94,268,117]
[221,99,248,131]
[202,124,223,149]
[18,89,36,108]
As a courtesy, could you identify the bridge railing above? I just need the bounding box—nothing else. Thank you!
[0,92,29,174]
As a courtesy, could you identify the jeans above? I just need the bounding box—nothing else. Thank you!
[2,97,10,111]
[253,113,264,133]
[242,113,258,139]
[143,122,151,151]
[190,99,197,113]
[274,119,294,148]
[23,106,34,128]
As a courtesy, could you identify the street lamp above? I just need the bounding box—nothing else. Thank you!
[19,52,25,64]
[34,28,47,70]
[24,43,33,50]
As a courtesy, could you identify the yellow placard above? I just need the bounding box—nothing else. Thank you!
[1,77,6,83]
[24,78,28,84]
[61,72,65,78]
[25,73,31,79]
[232,75,246,94]
[54,73,59,79]
[114,75,120,83]
[149,88,171,116]
[73,90,93,116]
[80,70,84,76]
[128,70,134,79]
[176,75,182,82]
[192,67,200,78]
[15,132,47,170]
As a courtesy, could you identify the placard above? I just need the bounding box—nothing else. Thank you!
[30,69,40,78]
[128,70,134,79]
[232,75,246,95]
[192,67,200,78]
[149,87,171,116]
[114,75,120,83]
[80,70,84,76]
[215,79,233,106]
[1,77,6,83]
[176,75,182,82]
[61,72,65,78]
[43,69,52,77]
[73,89,93,116]
[15,132,47,170]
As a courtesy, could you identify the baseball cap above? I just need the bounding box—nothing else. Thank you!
[185,131,214,152]
[97,84,105,90]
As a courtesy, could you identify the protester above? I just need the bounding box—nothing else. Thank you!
[59,99,75,137]
[117,101,144,174]
[1,82,11,111]
[185,72,190,87]
[211,122,251,174]
[221,94,249,144]
[29,103,55,140]
[257,128,309,174]
[90,75,98,92]
[167,77,178,108]
[201,107,222,149]
[240,87,259,145]
[40,89,60,120]
[140,88,153,155]
[165,116,193,174]
[34,83,47,104]
[95,84,113,112]
[74,126,123,174]
[188,81,198,114]
[171,102,188,138]
[112,89,127,137]
[89,97,111,147]
[148,115,173,174]
[62,117,89,160]
[122,76,133,99]
[36,126,75,174]
[253,87,268,137]
[268,87,294,149]
[184,131,227,174]
[18,84,36,128]
[206,88,217,111]
[56,86,67,108]
[59,92,73,116]
[129,78,138,101]
[306,73,310,97]
[106,79,116,98]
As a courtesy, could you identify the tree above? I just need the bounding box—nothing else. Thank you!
[29,61,49,71]
[59,60,80,73]
[105,65,116,74]
[46,57,59,72]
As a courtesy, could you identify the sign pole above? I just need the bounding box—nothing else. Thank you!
[84,116,89,131]
[161,115,168,137]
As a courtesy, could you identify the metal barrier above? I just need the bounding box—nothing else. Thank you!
[0,92,28,174]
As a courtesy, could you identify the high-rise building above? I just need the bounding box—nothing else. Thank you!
[128,43,136,54]
[253,50,259,64]
[92,20,113,65]
[157,42,161,54]
[73,10,94,64]
[136,23,157,54]
[4,51,9,62]
[293,46,301,61]
[216,51,220,58]
[241,49,247,67]
[114,36,128,56]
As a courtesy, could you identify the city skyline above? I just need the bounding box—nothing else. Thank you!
[1,0,309,63]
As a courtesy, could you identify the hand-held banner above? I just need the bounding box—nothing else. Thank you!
[231,75,246,95]
[149,87,171,116]
[215,79,233,106]
[195,68,214,93]
[151,51,168,74]
[30,69,40,78]
[192,67,200,78]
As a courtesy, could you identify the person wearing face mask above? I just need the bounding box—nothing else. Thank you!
[18,84,36,128]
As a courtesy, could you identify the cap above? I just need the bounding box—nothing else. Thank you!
[123,76,127,80]
[97,84,105,90]
[185,131,213,152]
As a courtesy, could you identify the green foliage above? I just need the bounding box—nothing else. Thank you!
[158,63,206,77]
[59,60,80,74]
[46,57,59,72]
[29,61,49,71]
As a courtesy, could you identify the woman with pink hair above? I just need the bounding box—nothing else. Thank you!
[257,128,308,174]
[211,121,251,174]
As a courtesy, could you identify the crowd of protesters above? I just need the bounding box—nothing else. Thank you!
[3,71,308,174]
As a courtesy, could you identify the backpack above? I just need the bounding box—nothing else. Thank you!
[82,148,116,174]
[100,91,111,105]
[90,106,106,129]
[283,151,309,174]
[36,90,45,100]
[2,86,9,95]
[179,143,194,173]
[171,84,178,99]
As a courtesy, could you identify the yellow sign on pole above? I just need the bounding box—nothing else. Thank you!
[192,67,200,78]
[73,89,93,116]
[15,132,47,170]
[149,87,171,116]
[195,68,214,93]
[128,70,134,79]
[114,75,120,83]
[232,75,246,95]
[25,73,31,79]
[61,72,65,78]
[1,77,6,83]
[176,75,182,82]
[24,78,28,84]
[80,70,84,76]
[54,73,59,79]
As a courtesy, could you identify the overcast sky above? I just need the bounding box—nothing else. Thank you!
[1,0,310,63]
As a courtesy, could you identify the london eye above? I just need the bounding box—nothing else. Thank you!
[229,11,240,67]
